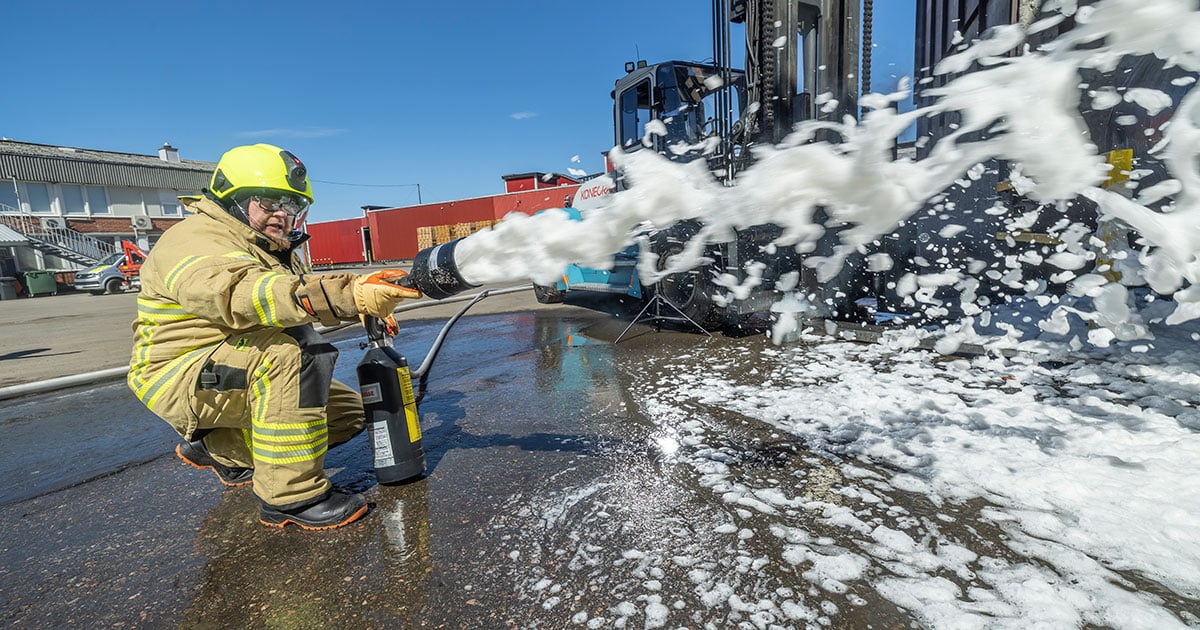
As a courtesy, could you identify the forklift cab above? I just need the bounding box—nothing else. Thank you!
[612,61,746,164]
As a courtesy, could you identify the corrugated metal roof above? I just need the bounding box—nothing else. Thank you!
[0,140,215,191]
[0,224,28,247]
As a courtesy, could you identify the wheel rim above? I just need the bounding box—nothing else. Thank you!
[658,248,696,307]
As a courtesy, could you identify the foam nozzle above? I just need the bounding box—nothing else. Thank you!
[406,239,480,300]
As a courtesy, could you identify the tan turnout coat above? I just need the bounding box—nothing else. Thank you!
[129,196,365,506]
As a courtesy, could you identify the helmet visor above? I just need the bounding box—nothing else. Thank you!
[246,193,311,226]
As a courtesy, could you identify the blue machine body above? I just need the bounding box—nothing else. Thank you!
[546,207,643,300]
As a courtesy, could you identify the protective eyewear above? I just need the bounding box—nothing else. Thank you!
[253,196,308,218]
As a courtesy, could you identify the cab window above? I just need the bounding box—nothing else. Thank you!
[619,78,653,150]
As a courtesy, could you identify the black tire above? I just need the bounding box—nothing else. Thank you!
[104,277,125,294]
[533,284,564,304]
[647,222,725,331]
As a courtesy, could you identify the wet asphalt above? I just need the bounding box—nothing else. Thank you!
[0,286,1007,629]
[0,293,773,628]
[5,286,1198,627]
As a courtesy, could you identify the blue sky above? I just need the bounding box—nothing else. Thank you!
[1,1,915,222]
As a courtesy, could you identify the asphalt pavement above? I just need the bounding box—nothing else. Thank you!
[4,279,1197,627]
[3,280,762,627]
[0,280,932,628]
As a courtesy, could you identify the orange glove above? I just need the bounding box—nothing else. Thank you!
[353,269,422,319]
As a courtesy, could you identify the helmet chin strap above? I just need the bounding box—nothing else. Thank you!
[225,195,253,227]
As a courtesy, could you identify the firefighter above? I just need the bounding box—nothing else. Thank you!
[129,144,420,530]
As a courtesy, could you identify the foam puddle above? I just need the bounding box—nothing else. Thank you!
[483,319,1199,627]
[634,328,1200,627]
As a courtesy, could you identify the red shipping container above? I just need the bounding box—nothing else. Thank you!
[502,172,580,193]
[368,197,497,262]
[306,217,368,266]
[492,186,580,219]
[308,183,586,264]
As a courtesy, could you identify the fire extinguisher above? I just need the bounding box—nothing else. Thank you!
[356,283,495,485]
[357,315,425,484]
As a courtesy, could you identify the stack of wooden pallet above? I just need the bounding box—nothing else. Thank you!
[416,227,435,250]
[448,223,471,240]
[433,224,452,244]
[415,220,498,251]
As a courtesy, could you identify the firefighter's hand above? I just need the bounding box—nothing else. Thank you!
[353,270,422,319]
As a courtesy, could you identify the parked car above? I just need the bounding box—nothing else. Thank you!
[73,251,138,295]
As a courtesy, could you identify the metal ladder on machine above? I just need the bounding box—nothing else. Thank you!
[614,280,713,343]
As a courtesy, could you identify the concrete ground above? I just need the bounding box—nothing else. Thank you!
[0,289,140,387]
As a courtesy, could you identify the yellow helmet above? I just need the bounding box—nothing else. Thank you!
[209,144,314,206]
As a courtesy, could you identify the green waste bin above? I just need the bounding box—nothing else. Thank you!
[23,270,57,297]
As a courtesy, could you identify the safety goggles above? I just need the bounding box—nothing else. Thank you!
[253,195,309,219]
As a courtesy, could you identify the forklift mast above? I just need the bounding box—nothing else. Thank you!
[602,0,866,326]
[726,0,859,161]
[611,0,860,177]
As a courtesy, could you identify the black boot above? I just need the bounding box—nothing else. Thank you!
[259,490,369,530]
[176,439,253,487]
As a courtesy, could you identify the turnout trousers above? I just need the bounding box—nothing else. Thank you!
[168,325,363,508]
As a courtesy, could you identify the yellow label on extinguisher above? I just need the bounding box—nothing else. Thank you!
[405,405,421,442]
[397,367,422,442]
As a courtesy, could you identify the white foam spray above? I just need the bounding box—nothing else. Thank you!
[452,0,1200,345]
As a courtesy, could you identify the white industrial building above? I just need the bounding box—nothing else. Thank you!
[0,139,213,282]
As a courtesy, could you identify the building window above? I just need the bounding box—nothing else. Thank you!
[25,183,52,214]
[86,186,110,215]
[62,185,87,215]
[159,190,181,216]
[0,182,17,211]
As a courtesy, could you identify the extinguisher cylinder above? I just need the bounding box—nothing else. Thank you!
[357,346,426,484]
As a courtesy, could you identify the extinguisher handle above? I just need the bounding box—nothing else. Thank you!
[363,314,398,342]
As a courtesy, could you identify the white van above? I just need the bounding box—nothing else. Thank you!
[73,252,139,295]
